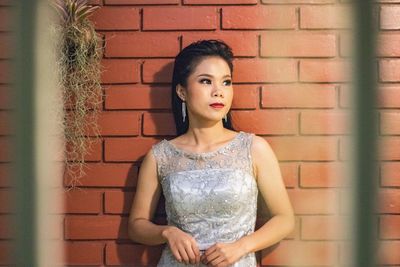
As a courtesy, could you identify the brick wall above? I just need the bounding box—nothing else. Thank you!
[0,0,399,266]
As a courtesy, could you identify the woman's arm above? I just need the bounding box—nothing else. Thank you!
[128,148,173,245]
[238,135,296,254]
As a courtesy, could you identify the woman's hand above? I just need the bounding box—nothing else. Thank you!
[162,226,201,265]
[200,241,247,267]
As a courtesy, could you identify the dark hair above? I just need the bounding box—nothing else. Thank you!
[171,39,236,136]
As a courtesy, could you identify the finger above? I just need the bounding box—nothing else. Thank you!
[185,244,197,265]
[203,250,219,265]
[177,245,190,265]
[170,247,183,264]
[208,256,224,267]
[191,242,201,264]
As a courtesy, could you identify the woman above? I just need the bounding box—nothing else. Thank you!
[128,39,295,267]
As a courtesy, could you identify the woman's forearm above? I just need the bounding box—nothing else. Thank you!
[238,214,296,254]
[128,218,174,245]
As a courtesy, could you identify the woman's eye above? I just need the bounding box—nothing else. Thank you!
[199,79,211,84]
[224,80,232,86]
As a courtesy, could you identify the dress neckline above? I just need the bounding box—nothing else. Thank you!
[163,131,244,158]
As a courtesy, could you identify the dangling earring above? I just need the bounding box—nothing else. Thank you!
[223,114,227,123]
[182,101,186,122]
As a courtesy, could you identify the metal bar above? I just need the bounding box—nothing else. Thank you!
[353,0,379,266]
[12,0,38,266]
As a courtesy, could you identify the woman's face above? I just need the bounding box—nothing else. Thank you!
[177,56,233,124]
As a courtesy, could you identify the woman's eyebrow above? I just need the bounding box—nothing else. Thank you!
[196,74,231,78]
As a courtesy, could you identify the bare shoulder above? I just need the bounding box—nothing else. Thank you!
[250,134,279,181]
[251,134,276,161]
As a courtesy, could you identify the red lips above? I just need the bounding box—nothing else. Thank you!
[210,103,224,107]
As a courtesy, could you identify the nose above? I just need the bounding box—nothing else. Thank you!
[212,86,224,98]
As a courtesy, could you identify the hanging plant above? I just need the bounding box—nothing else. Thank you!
[51,0,103,190]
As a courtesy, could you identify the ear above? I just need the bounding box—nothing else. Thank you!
[176,84,186,101]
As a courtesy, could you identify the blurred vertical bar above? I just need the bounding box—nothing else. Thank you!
[12,0,65,266]
[352,0,379,267]
[12,0,38,265]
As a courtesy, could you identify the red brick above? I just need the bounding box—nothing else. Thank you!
[143,7,217,30]
[265,136,337,161]
[142,59,174,83]
[0,138,12,162]
[183,32,258,57]
[380,215,400,239]
[64,163,138,188]
[377,33,400,57]
[381,111,400,135]
[89,7,140,30]
[233,58,297,83]
[301,162,345,188]
[339,84,352,108]
[0,7,12,31]
[104,190,134,214]
[222,6,296,30]
[0,85,12,110]
[380,5,400,30]
[380,59,400,82]
[300,5,352,29]
[378,86,400,108]
[378,189,400,214]
[381,162,400,187]
[65,215,129,240]
[105,0,178,4]
[0,33,12,59]
[185,0,256,4]
[143,112,176,136]
[279,163,298,188]
[0,60,10,84]
[104,32,180,58]
[65,189,103,214]
[288,188,338,214]
[231,85,258,109]
[0,163,11,187]
[262,240,338,266]
[0,111,13,135]
[300,110,350,135]
[105,85,171,110]
[0,190,13,213]
[338,241,352,265]
[262,84,336,108]
[338,136,352,161]
[379,137,400,160]
[260,32,336,57]
[0,1,13,6]
[231,110,298,135]
[301,215,345,240]
[95,111,141,136]
[104,137,158,162]
[339,31,353,57]
[105,243,163,266]
[101,59,140,84]
[0,215,14,239]
[0,241,13,265]
[64,241,104,265]
[263,0,333,2]
[378,241,400,265]
[300,59,351,82]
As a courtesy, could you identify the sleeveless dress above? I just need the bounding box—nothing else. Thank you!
[151,131,258,267]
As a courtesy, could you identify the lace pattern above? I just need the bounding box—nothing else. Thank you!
[152,131,258,267]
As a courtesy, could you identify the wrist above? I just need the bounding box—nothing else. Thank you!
[161,226,175,241]
[238,235,252,255]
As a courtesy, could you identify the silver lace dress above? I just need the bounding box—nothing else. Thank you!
[151,131,258,267]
